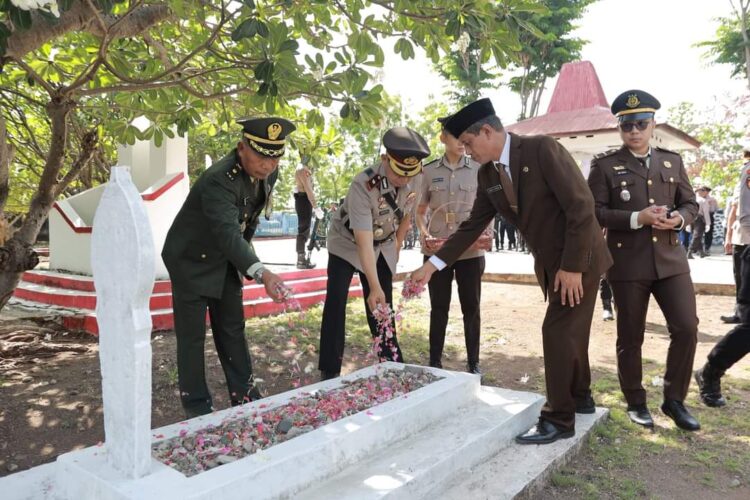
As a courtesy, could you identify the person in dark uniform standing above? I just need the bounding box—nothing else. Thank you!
[162,117,294,418]
[588,90,701,431]
[417,115,484,373]
[294,157,323,269]
[695,141,750,407]
[318,127,429,380]
[410,98,612,445]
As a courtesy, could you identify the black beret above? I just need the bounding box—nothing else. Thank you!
[237,117,296,157]
[443,98,495,137]
[383,127,430,177]
[611,90,660,122]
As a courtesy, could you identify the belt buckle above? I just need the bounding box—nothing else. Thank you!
[445,212,456,224]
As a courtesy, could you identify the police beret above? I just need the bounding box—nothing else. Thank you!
[611,90,661,122]
[237,117,296,157]
[383,127,430,177]
[443,98,495,137]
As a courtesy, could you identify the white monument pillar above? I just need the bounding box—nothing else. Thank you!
[91,166,155,478]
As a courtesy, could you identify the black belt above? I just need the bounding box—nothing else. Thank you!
[341,208,394,246]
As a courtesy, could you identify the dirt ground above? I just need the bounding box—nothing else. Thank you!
[0,281,748,499]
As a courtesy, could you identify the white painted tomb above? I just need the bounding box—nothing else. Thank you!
[49,126,189,278]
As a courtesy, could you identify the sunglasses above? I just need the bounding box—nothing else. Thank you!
[619,120,652,132]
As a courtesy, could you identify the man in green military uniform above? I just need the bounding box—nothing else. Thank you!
[162,117,295,418]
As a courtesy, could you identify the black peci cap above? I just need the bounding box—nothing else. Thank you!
[443,98,495,137]
[237,117,296,157]
[382,127,430,177]
[611,90,661,122]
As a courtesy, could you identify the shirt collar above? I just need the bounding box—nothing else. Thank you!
[498,132,511,166]
[629,146,651,159]
[441,154,469,170]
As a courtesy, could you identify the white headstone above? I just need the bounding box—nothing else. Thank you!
[91,166,155,479]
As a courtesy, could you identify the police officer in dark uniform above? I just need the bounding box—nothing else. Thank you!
[162,117,295,418]
[588,90,701,431]
[318,127,429,380]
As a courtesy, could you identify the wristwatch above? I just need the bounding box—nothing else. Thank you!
[253,267,266,284]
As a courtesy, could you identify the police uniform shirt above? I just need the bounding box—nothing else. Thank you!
[420,154,483,260]
[327,161,420,275]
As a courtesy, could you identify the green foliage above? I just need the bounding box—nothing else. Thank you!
[667,99,750,203]
[698,0,750,89]
[507,0,595,119]
[0,0,541,216]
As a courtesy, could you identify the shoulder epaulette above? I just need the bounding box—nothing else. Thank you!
[225,163,242,181]
[423,158,440,169]
[364,167,375,177]
[655,146,679,155]
[593,149,618,160]
[366,174,382,191]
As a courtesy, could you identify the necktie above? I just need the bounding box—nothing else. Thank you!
[636,156,649,169]
[495,162,517,213]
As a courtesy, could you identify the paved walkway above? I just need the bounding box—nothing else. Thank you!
[255,237,734,286]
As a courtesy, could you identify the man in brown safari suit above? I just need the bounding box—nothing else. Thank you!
[588,89,701,431]
[411,98,612,445]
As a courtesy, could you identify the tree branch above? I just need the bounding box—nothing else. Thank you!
[2,1,172,66]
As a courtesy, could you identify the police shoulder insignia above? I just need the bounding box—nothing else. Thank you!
[366,174,382,191]
[423,158,439,169]
[664,161,672,168]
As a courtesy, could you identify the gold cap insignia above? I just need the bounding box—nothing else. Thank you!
[626,94,640,108]
[267,123,282,141]
[403,157,419,166]
[664,161,672,168]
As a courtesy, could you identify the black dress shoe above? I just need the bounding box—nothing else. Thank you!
[515,419,574,445]
[429,360,443,369]
[246,385,264,401]
[576,394,596,414]
[626,404,654,428]
[720,314,741,324]
[320,370,340,381]
[694,364,727,408]
[661,400,701,431]
[467,362,482,375]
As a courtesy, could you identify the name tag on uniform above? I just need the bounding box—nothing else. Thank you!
[615,170,629,176]
[433,177,444,183]
[379,208,390,215]
[487,184,503,193]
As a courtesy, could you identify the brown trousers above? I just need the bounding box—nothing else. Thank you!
[610,273,698,405]
[540,270,599,431]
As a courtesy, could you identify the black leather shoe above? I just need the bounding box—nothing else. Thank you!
[467,362,482,375]
[626,404,654,428]
[246,385,264,401]
[720,314,741,324]
[429,360,443,369]
[694,365,727,408]
[576,394,596,414]
[515,419,574,445]
[661,400,701,431]
[320,370,340,381]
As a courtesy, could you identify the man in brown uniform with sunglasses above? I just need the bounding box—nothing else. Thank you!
[588,90,701,431]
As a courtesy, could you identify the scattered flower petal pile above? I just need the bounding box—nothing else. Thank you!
[152,368,441,476]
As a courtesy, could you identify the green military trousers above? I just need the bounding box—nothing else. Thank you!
[172,265,256,418]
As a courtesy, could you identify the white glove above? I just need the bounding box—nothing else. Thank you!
[314,207,324,219]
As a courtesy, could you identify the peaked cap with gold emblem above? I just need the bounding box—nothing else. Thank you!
[610,89,661,123]
[237,117,296,157]
[383,127,430,177]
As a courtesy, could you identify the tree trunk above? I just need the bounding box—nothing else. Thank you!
[0,114,12,214]
[0,96,75,311]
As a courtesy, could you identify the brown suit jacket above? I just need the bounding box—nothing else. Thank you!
[587,146,698,281]
[435,133,612,296]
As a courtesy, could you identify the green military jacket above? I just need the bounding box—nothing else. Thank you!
[162,150,276,298]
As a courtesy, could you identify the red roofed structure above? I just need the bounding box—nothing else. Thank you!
[506,61,699,174]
